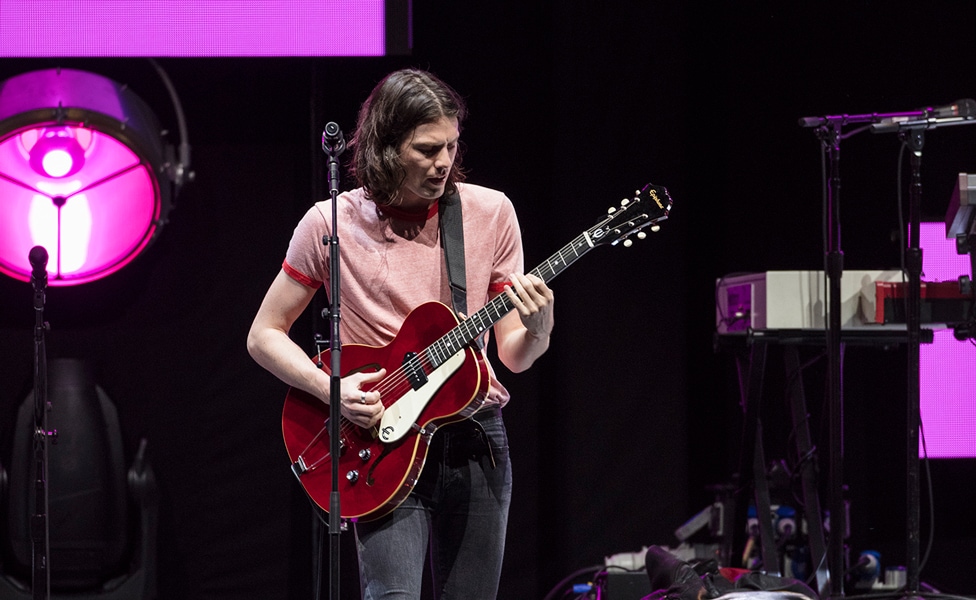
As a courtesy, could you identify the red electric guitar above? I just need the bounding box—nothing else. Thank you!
[282,182,673,521]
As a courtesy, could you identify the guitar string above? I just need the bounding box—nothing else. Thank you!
[301,316,496,468]
[296,202,664,481]
[321,308,497,454]
[309,233,591,461]
[349,235,593,417]
[294,200,667,474]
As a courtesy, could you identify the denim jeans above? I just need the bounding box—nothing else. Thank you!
[354,407,512,600]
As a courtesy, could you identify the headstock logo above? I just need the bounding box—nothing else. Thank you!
[648,188,664,210]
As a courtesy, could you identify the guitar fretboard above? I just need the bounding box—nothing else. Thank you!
[426,232,594,368]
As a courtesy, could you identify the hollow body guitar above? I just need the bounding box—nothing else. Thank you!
[282,183,673,521]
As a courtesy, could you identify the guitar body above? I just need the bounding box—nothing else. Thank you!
[281,301,490,521]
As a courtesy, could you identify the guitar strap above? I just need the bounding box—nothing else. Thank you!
[439,189,484,350]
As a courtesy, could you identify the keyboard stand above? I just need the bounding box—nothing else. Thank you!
[718,327,931,598]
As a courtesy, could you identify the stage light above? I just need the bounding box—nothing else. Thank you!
[27,126,88,178]
[0,66,189,286]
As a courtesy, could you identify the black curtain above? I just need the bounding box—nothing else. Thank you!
[0,2,974,598]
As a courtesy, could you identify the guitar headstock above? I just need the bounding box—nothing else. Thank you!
[587,183,673,248]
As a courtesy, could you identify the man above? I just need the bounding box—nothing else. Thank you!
[247,68,554,599]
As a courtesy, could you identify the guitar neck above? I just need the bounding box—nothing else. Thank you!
[427,232,594,368]
[424,181,672,368]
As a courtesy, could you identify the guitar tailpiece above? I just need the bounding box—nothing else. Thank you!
[291,456,308,479]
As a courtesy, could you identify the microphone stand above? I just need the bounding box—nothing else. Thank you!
[798,105,974,599]
[799,108,920,599]
[320,124,346,600]
[870,115,976,600]
[814,119,846,600]
[29,246,53,600]
[898,128,924,600]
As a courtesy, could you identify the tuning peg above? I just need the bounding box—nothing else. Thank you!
[620,198,630,206]
[651,225,661,233]
[637,232,647,240]
[623,239,633,248]
[607,206,617,214]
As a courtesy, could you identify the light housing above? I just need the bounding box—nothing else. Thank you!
[0,68,177,286]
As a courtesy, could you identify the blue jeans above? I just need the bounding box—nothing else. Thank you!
[354,408,512,600]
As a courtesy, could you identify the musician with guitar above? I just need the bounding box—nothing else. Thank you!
[247,68,555,599]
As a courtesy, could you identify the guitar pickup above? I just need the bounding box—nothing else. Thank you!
[402,352,428,390]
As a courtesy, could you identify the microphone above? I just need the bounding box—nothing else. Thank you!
[928,99,976,118]
[29,245,48,290]
[321,122,346,156]
[322,122,345,194]
[872,98,976,133]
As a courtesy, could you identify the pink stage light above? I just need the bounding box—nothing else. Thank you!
[920,221,976,458]
[0,0,399,57]
[0,69,176,286]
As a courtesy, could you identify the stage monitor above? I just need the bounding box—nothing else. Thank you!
[0,0,412,57]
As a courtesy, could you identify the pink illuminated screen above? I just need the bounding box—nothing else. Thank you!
[0,126,159,285]
[0,0,394,57]
[920,222,976,458]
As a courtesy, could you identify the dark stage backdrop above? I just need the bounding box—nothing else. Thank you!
[0,2,974,599]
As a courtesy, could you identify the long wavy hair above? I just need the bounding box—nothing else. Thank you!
[350,69,467,206]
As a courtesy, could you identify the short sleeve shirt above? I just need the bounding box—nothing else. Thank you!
[283,182,524,407]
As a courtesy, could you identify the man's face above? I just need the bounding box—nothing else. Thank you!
[396,116,459,209]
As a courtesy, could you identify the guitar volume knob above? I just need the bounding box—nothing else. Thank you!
[346,470,359,483]
[358,448,371,461]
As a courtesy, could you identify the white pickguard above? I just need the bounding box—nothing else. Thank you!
[377,349,466,443]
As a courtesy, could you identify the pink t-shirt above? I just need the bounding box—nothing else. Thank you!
[283,182,524,407]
